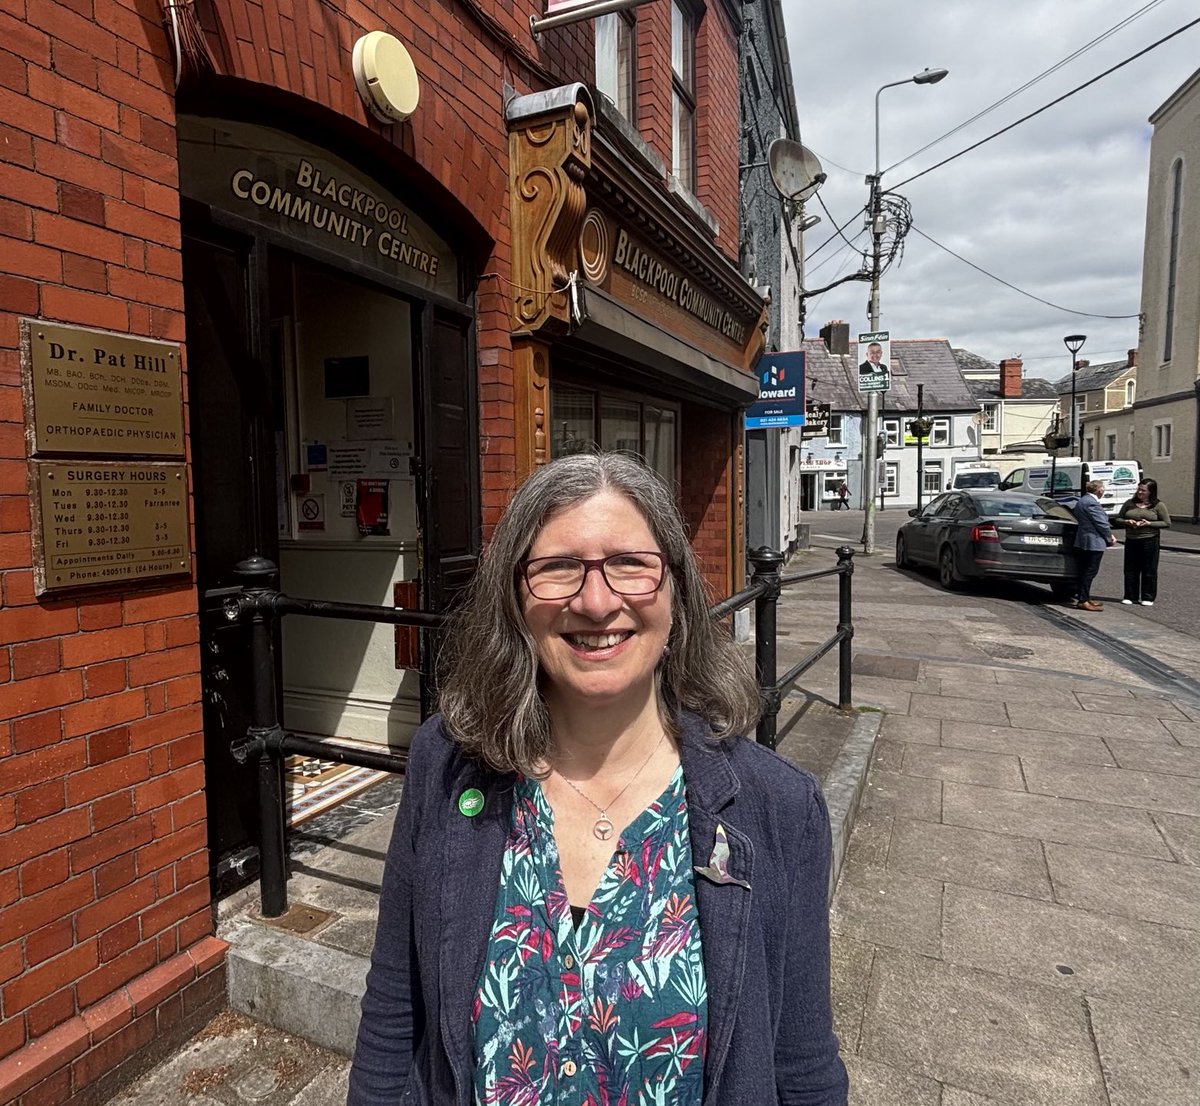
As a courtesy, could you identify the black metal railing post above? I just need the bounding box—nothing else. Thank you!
[233,555,288,918]
[836,545,855,709]
[749,547,784,748]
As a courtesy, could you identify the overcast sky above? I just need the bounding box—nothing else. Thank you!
[779,0,1198,380]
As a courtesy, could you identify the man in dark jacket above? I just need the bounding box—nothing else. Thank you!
[1066,480,1117,611]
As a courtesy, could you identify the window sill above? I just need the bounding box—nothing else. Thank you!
[592,92,665,180]
[666,174,719,238]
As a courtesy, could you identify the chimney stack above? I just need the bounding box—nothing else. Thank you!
[998,357,1023,399]
[820,320,850,355]
[1075,360,1090,369]
[1128,348,1138,367]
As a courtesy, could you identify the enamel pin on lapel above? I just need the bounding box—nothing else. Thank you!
[458,788,484,817]
[694,822,751,889]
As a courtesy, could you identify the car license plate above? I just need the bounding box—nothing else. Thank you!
[1022,535,1060,545]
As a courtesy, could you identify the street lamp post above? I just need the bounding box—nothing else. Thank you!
[862,67,948,554]
[1064,333,1087,492]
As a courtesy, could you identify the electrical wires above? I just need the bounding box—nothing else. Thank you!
[909,225,1142,320]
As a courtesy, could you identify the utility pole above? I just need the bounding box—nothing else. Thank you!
[861,173,883,550]
[861,68,948,554]
[915,383,925,511]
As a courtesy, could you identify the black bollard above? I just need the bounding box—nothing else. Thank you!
[233,556,288,918]
[749,547,784,748]
[836,546,855,710]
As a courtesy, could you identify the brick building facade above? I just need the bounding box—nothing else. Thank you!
[0,2,764,1101]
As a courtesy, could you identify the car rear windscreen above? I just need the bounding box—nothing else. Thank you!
[976,496,1068,519]
[955,472,999,487]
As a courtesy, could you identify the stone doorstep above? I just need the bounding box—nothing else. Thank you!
[218,711,885,1059]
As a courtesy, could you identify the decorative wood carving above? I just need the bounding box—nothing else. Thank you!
[513,338,551,480]
[508,92,592,337]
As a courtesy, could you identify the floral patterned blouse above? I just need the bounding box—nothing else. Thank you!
[471,766,707,1106]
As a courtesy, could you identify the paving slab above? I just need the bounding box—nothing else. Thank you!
[940,721,1114,766]
[941,1089,1002,1106]
[1080,693,1188,719]
[887,818,1052,900]
[900,744,1024,789]
[106,1011,351,1106]
[1021,756,1200,816]
[942,782,1172,859]
[829,935,875,1055]
[1103,735,1200,777]
[844,813,893,868]
[878,714,941,744]
[941,884,1198,1009]
[908,693,999,723]
[860,950,1107,1106]
[859,769,942,821]
[923,662,996,683]
[1088,996,1200,1106]
[1044,842,1200,929]
[829,862,943,958]
[841,1054,941,1106]
[1163,718,1200,746]
[1005,703,1172,741]
[1153,811,1200,865]
[870,737,905,772]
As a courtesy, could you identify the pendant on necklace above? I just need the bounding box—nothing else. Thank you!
[593,816,614,841]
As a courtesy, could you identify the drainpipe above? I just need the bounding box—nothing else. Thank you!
[1193,380,1200,523]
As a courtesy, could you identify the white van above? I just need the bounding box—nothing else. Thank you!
[998,459,1141,517]
[949,466,1001,491]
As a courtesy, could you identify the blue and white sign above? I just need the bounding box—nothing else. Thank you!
[745,351,805,429]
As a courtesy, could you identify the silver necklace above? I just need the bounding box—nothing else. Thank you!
[554,730,666,841]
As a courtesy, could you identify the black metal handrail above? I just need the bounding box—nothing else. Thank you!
[223,545,855,915]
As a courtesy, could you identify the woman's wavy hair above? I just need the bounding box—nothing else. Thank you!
[1138,478,1159,506]
[437,453,761,773]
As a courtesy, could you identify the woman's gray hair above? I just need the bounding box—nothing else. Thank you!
[437,453,761,773]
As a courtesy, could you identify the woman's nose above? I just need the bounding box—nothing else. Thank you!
[569,564,623,618]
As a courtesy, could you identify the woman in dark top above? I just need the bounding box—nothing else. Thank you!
[1117,479,1171,606]
[348,452,848,1105]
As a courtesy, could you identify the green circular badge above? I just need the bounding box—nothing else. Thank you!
[458,788,484,817]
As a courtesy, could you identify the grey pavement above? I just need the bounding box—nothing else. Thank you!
[108,509,1200,1105]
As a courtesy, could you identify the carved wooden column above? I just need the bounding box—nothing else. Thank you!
[506,85,592,481]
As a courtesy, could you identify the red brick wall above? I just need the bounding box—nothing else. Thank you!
[680,402,736,599]
[0,0,219,1097]
[694,5,739,264]
[635,0,739,265]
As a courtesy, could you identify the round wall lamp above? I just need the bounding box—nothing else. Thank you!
[352,31,420,124]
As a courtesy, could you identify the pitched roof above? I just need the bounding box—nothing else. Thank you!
[951,348,997,376]
[802,337,977,412]
[1053,358,1132,395]
[967,377,1059,401]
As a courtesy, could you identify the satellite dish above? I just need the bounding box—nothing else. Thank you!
[768,139,826,201]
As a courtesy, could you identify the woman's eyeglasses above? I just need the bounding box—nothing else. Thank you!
[520,551,667,600]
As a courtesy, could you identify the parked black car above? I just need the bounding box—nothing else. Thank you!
[896,490,1079,598]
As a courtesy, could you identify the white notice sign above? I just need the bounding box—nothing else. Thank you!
[346,397,394,441]
[328,443,371,478]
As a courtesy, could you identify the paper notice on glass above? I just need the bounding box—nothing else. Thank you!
[368,442,413,480]
[328,442,371,478]
[346,396,394,441]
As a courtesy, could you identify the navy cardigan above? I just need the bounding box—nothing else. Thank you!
[348,712,849,1105]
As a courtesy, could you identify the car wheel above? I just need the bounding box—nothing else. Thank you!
[896,534,910,568]
[938,546,960,590]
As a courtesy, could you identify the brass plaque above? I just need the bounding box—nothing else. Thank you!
[23,320,184,457]
[32,462,190,594]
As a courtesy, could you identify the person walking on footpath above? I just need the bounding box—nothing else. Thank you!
[348,452,848,1106]
[1117,478,1170,606]
[1067,479,1117,611]
[835,481,850,510]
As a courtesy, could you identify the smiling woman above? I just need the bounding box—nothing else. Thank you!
[349,453,850,1106]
